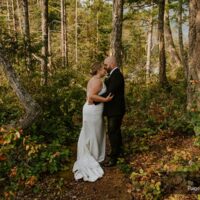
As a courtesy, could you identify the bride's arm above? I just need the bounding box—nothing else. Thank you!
[88,80,113,103]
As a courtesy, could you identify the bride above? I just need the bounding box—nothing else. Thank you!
[73,62,113,182]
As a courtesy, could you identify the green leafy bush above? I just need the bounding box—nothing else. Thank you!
[0,68,86,198]
[0,127,71,198]
[125,80,192,137]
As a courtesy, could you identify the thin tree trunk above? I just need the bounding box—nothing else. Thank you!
[164,0,182,68]
[187,0,200,110]
[61,0,68,67]
[48,26,52,74]
[11,0,17,39]
[96,11,99,53]
[65,5,68,67]
[41,0,48,85]
[75,0,78,64]
[16,0,23,34]
[61,0,65,67]
[111,0,123,68]
[158,0,169,88]
[146,3,153,84]
[7,0,11,33]
[178,0,188,80]
[0,49,41,129]
[22,0,32,71]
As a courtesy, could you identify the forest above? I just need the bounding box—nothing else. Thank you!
[1,0,200,199]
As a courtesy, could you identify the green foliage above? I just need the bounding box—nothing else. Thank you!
[0,67,86,198]
[28,69,85,144]
[125,79,192,140]
[0,77,22,126]
[130,169,162,200]
[117,157,132,174]
[0,127,71,198]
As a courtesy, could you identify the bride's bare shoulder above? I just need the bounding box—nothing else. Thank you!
[88,77,102,85]
[87,77,102,90]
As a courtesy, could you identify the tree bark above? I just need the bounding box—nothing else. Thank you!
[41,0,48,85]
[7,0,11,33]
[158,0,169,88]
[61,0,65,67]
[96,11,99,53]
[0,49,41,129]
[48,26,52,74]
[178,0,188,80]
[75,0,78,64]
[187,0,200,110]
[146,3,153,84]
[61,0,68,67]
[111,0,123,68]
[16,0,23,34]
[11,0,18,40]
[164,0,182,68]
[22,0,32,71]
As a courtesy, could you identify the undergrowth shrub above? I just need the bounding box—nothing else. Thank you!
[0,68,86,198]
[124,79,193,138]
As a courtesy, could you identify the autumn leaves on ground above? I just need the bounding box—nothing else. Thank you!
[3,116,200,200]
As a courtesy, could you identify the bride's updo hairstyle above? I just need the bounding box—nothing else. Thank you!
[90,62,103,76]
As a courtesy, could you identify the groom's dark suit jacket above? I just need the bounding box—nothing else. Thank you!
[101,68,125,117]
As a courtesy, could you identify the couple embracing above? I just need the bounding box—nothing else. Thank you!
[73,56,125,182]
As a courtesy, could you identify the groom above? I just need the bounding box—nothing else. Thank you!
[102,56,126,167]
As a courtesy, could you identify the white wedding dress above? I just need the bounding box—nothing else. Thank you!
[72,83,106,182]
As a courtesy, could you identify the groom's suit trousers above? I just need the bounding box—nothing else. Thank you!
[107,116,123,160]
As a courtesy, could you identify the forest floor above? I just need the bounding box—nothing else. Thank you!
[15,139,132,200]
[15,130,200,200]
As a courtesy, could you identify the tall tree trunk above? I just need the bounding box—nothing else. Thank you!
[0,49,41,129]
[187,0,200,111]
[96,11,99,53]
[11,0,17,40]
[146,3,153,84]
[178,0,188,80]
[111,0,123,68]
[158,0,169,88]
[48,26,52,74]
[7,0,11,33]
[22,0,32,71]
[75,0,78,64]
[16,0,23,34]
[61,0,68,67]
[37,0,41,6]
[65,6,68,67]
[41,0,48,85]
[61,0,65,67]
[164,0,182,68]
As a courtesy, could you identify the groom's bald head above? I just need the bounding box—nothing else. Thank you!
[104,56,117,72]
[104,56,117,66]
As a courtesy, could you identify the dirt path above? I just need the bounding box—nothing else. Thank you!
[16,142,132,200]
[59,167,132,200]
[16,168,132,200]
